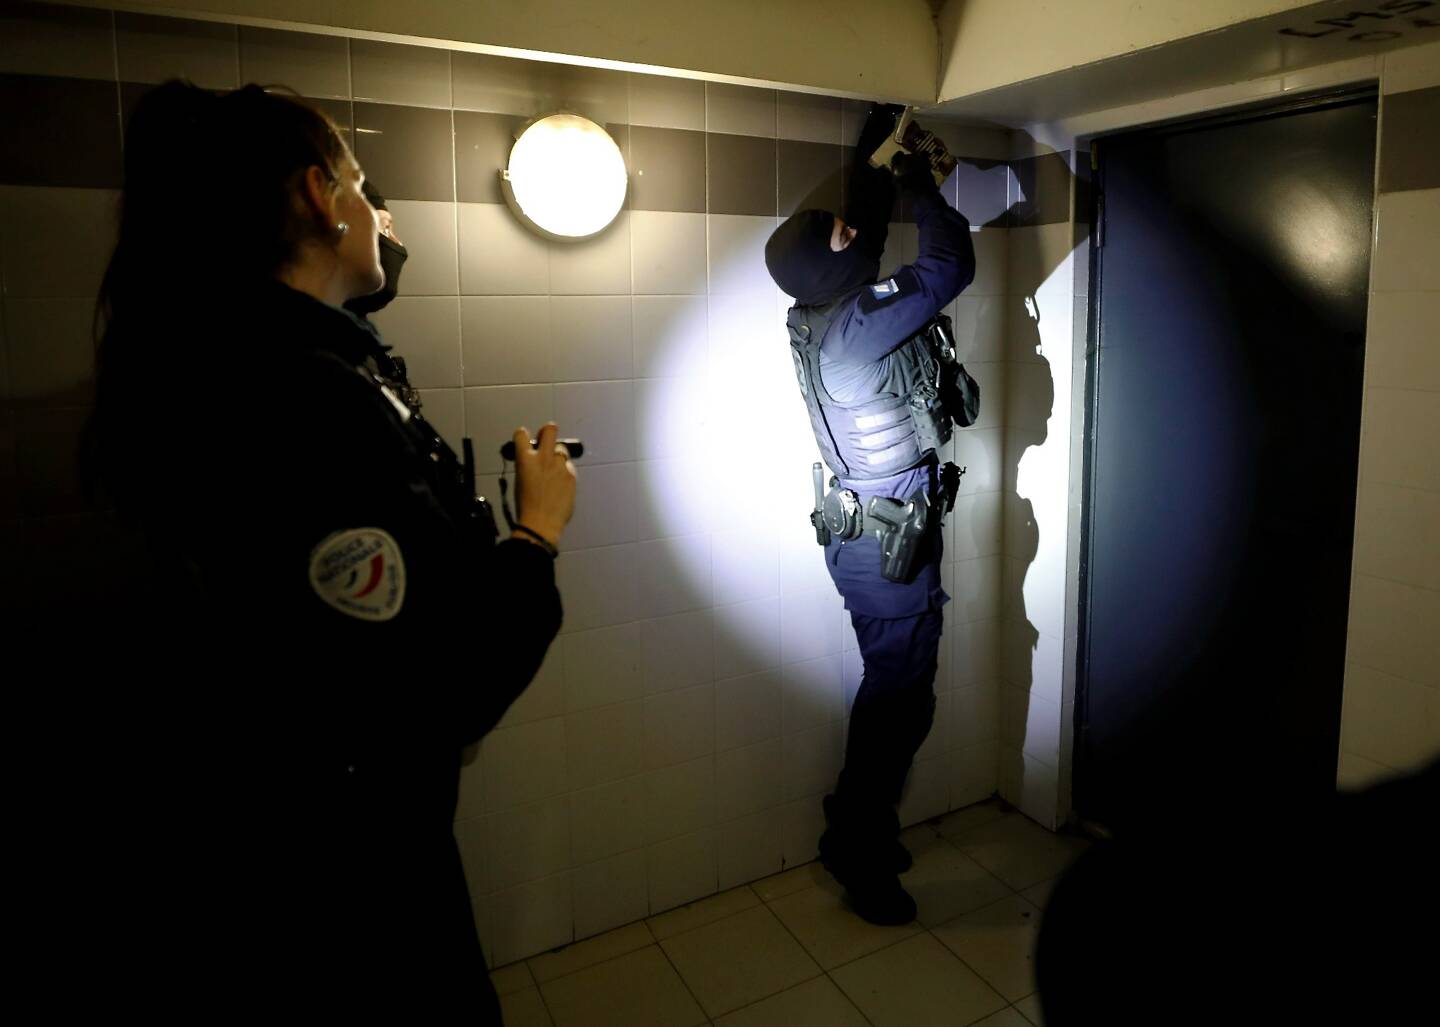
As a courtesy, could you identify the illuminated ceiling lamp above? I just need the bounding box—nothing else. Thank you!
[501,111,628,241]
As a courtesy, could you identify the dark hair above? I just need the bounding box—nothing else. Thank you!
[100,80,349,321]
[86,80,351,512]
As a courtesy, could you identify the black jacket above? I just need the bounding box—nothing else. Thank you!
[85,281,561,1012]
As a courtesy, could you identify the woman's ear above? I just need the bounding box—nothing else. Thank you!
[299,165,337,231]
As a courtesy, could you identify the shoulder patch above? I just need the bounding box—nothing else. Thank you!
[308,528,406,621]
[870,277,900,299]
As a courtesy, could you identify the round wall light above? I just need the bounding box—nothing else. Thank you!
[501,112,628,241]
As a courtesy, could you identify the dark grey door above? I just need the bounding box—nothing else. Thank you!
[1077,91,1377,833]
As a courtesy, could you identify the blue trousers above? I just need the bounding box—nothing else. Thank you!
[825,533,946,849]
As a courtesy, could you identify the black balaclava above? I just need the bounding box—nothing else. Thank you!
[346,179,408,317]
[764,208,880,306]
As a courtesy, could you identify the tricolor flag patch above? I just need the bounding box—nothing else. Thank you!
[308,527,406,621]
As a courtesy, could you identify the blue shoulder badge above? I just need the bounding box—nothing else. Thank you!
[871,278,900,299]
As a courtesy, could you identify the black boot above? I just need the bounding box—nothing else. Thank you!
[819,796,917,926]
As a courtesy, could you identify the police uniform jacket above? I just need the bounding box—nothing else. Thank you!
[94,279,561,1007]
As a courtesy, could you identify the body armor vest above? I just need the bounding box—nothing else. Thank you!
[786,292,978,482]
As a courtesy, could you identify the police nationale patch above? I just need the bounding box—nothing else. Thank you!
[871,277,900,298]
[308,528,406,621]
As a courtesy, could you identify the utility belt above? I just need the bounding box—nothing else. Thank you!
[807,461,964,582]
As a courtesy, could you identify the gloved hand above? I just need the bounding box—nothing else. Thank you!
[856,102,905,158]
[891,151,938,193]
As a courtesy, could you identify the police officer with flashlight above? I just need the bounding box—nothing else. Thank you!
[84,81,575,1019]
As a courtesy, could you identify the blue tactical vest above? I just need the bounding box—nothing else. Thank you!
[786,291,971,482]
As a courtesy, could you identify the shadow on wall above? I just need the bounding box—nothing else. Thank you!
[993,135,1086,829]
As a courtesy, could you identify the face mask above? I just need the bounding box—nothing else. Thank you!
[346,234,408,317]
[765,209,880,306]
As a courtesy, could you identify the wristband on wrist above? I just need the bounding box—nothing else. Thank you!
[512,523,559,558]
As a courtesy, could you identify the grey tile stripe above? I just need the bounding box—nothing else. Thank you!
[2,71,1045,222]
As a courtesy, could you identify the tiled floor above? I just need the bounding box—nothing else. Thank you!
[489,800,1089,1026]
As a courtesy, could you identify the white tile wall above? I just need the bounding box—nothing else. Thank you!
[484,717,568,809]
[1371,189,1440,292]
[572,849,649,937]
[561,459,639,550]
[385,199,460,295]
[367,296,462,387]
[710,528,780,605]
[646,827,718,913]
[461,384,553,474]
[715,670,783,751]
[490,872,574,965]
[498,647,564,727]
[780,653,844,735]
[641,609,715,694]
[0,186,117,298]
[633,294,709,377]
[898,753,950,825]
[643,682,716,770]
[636,533,713,617]
[782,721,844,801]
[714,597,782,679]
[950,682,1001,747]
[486,796,572,890]
[708,214,780,297]
[565,699,644,787]
[1353,481,1440,592]
[632,210,708,295]
[644,756,716,843]
[779,587,843,665]
[1347,573,1440,690]
[550,295,633,381]
[2,299,95,403]
[561,622,644,712]
[717,808,785,889]
[1364,291,1440,391]
[555,380,636,463]
[716,737,784,821]
[461,296,552,386]
[1359,387,1440,492]
[550,212,632,295]
[568,774,647,864]
[459,202,549,294]
[1340,663,1438,771]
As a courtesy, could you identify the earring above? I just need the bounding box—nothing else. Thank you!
[336,221,349,236]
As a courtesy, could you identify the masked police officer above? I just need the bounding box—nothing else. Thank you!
[85,81,573,1019]
[764,106,977,925]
